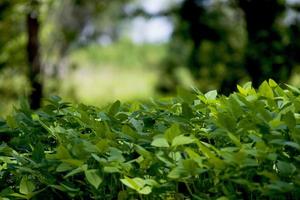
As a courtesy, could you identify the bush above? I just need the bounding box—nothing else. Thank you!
[0,80,300,199]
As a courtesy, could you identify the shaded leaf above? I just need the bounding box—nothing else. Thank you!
[85,169,102,189]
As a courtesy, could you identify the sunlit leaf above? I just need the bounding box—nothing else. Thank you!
[205,90,218,100]
[151,137,169,148]
[259,81,274,98]
[164,124,181,143]
[171,135,195,147]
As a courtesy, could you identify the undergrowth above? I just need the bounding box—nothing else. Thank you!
[0,80,300,199]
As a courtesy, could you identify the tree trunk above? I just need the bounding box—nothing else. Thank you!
[237,0,291,87]
[26,6,42,109]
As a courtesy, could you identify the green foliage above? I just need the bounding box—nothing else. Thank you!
[1,80,300,199]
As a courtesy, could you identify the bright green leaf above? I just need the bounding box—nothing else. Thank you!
[19,177,35,195]
[171,135,195,147]
[259,81,274,98]
[205,90,218,100]
[151,137,169,148]
[164,124,181,143]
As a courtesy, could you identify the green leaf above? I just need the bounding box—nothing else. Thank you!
[217,197,229,200]
[60,183,80,192]
[270,139,300,150]
[196,141,224,169]
[164,124,181,143]
[129,118,144,133]
[285,84,300,94]
[6,115,17,129]
[95,139,110,153]
[109,100,121,116]
[98,112,110,121]
[118,191,129,200]
[277,161,296,176]
[129,102,140,112]
[120,177,152,195]
[265,181,294,192]
[268,79,278,88]
[237,82,256,96]
[182,102,193,118]
[151,137,169,148]
[56,163,74,172]
[19,177,35,195]
[177,87,196,104]
[138,186,152,195]
[61,159,84,167]
[49,95,62,103]
[32,143,45,163]
[185,148,203,166]
[85,169,102,189]
[227,132,241,147]
[55,145,71,159]
[168,167,182,179]
[103,166,120,173]
[135,145,152,159]
[282,112,296,130]
[205,90,218,100]
[64,166,85,178]
[156,151,175,167]
[108,147,125,162]
[120,176,143,191]
[9,193,28,199]
[31,113,39,121]
[237,85,247,96]
[216,112,235,132]
[122,125,140,140]
[259,81,274,98]
[284,141,300,150]
[171,135,195,147]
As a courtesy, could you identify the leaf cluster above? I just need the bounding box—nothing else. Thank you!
[1,80,300,199]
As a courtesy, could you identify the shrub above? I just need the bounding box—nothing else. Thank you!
[0,80,300,199]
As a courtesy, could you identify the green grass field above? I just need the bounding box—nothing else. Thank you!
[59,66,158,105]
[1,39,300,117]
[0,40,167,117]
[59,40,167,106]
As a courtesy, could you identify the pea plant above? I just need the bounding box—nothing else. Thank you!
[0,80,299,199]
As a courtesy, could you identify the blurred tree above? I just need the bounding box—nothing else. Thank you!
[287,1,300,69]
[0,0,44,109]
[288,19,300,66]
[0,0,132,109]
[0,0,26,71]
[179,0,224,77]
[159,0,299,93]
[0,0,29,113]
[27,0,42,109]
[237,0,292,87]
[44,0,131,75]
[158,0,219,93]
[158,0,245,93]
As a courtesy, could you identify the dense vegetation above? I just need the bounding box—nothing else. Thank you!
[1,80,300,199]
[2,0,300,110]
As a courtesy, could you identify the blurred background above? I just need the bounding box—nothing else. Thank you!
[1,0,300,116]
